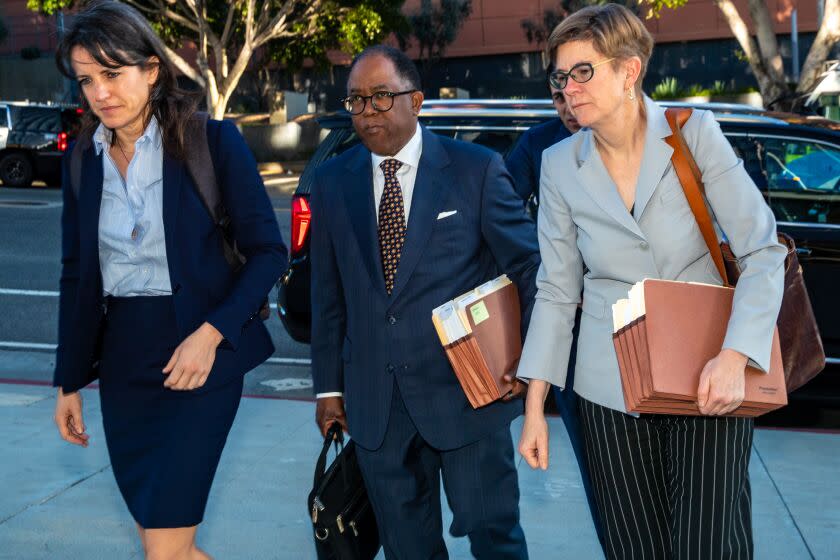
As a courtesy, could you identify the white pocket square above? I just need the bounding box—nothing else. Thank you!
[437,210,458,220]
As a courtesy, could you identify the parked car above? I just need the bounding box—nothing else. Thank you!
[0,102,82,187]
[276,99,840,403]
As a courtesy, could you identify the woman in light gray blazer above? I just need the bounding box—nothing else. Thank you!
[516,5,786,559]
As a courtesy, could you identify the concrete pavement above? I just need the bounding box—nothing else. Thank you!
[0,381,837,559]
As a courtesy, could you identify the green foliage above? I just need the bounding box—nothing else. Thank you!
[26,0,76,15]
[710,80,728,96]
[640,0,689,19]
[651,76,681,99]
[268,0,407,72]
[406,0,473,62]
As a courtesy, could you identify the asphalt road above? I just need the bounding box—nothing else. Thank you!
[0,183,315,400]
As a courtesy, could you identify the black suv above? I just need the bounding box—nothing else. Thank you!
[276,99,840,402]
[0,102,82,187]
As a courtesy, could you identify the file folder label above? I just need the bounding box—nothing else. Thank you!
[470,302,490,326]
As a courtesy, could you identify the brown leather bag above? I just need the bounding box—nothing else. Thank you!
[664,108,825,393]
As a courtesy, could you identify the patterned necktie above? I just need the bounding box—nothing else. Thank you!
[378,158,406,294]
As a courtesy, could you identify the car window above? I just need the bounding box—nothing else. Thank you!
[9,107,62,132]
[454,130,521,156]
[0,108,7,128]
[725,133,767,189]
[753,135,840,225]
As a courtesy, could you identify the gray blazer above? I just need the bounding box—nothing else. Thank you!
[517,96,787,413]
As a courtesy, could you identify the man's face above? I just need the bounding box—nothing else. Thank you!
[551,86,581,133]
[346,54,424,156]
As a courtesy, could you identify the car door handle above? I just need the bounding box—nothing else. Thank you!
[796,247,812,257]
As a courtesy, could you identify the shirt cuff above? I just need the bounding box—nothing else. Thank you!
[316,392,344,399]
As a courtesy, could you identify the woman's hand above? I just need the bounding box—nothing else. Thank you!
[55,388,89,447]
[518,379,551,470]
[163,322,224,391]
[697,348,748,415]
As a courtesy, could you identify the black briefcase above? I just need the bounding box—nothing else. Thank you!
[309,423,380,560]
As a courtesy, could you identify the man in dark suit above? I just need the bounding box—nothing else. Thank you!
[505,65,604,550]
[310,45,539,559]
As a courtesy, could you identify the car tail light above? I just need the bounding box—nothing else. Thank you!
[57,132,68,152]
[291,195,311,254]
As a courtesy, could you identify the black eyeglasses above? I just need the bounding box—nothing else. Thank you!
[340,90,417,115]
[548,58,615,91]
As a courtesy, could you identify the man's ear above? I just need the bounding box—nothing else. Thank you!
[410,90,424,115]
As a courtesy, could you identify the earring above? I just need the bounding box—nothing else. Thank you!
[628,88,636,101]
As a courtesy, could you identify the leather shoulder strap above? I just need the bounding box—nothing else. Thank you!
[184,112,223,225]
[664,108,730,285]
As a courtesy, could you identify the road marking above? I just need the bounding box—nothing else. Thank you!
[266,357,311,365]
[0,289,280,310]
[259,378,313,391]
[0,288,59,297]
[0,392,47,406]
[0,341,56,351]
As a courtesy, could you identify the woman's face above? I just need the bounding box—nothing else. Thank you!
[553,40,634,130]
[70,46,159,132]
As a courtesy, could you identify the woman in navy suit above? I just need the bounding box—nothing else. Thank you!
[51,3,286,558]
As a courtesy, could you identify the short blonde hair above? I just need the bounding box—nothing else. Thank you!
[547,4,654,96]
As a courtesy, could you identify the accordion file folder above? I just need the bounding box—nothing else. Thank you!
[432,275,521,408]
[611,279,787,417]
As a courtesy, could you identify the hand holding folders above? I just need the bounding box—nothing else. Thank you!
[612,279,787,417]
[432,275,521,408]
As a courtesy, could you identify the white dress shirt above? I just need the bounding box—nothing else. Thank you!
[317,124,424,400]
[95,117,172,297]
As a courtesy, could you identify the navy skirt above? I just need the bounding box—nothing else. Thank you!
[98,296,243,529]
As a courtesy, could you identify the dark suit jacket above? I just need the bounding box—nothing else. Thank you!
[310,127,540,451]
[505,118,571,203]
[54,119,287,393]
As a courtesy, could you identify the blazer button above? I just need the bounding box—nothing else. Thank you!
[388,315,397,325]
[387,364,396,374]
[639,241,649,250]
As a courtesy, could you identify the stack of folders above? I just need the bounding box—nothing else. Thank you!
[611,279,787,417]
[432,275,521,409]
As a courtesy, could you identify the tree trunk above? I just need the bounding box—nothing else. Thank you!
[797,0,840,95]
[713,0,788,108]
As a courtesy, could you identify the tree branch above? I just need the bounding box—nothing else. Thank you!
[746,0,784,82]
[797,0,840,94]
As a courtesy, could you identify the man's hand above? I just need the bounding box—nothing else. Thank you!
[162,322,223,391]
[501,374,528,401]
[316,396,348,437]
[55,388,89,447]
[697,348,748,416]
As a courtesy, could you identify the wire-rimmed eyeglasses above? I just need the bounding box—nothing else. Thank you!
[340,90,417,115]
[548,58,615,90]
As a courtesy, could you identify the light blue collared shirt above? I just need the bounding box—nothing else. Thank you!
[94,116,172,297]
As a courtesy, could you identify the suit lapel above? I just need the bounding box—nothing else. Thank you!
[388,129,450,302]
[161,153,184,282]
[633,97,675,219]
[343,147,387,295]
[576,132,645,239]
[77,145,104,281]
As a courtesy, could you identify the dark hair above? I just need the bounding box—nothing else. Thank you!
[348,45,422,92]
[55,0,199,159]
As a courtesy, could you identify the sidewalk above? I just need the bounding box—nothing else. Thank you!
[0,382,837,559]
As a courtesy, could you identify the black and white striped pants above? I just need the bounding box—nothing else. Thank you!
[579,398,754,560]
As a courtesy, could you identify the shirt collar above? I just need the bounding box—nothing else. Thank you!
[92,115,163,155]
[371,124,423,172]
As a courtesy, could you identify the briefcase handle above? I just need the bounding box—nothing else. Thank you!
[313,422,345,488]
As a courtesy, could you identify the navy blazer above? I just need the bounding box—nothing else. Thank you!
[310,128,540,451]
[54,119,287,393]
[505,117,571,203]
